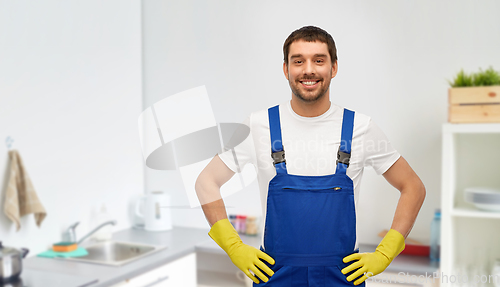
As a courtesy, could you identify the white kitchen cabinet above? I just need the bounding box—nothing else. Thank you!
[441,123,500,287]
[196,251,247,287]
[112,252,196,287]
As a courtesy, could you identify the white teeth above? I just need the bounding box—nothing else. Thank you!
[302,81,318,86]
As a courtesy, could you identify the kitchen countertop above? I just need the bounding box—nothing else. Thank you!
[23,227,209,287]
[22,226,439,286]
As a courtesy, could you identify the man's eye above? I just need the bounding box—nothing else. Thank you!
[295,60,302,64]
[316,59,324,63]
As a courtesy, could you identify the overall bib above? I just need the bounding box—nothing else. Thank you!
[254,105,365,286]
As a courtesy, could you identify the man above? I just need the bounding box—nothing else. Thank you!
[195,26,425,286]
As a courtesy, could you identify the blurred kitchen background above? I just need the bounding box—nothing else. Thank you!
[1,0,500,286]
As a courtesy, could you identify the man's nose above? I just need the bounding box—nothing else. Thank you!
[303,60,315,75]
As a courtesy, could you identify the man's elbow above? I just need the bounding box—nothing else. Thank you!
[419,181,426,203]
[194,176,201,195]
[412,179,426,205]
[195,171,207,197]
[402,178,426,201]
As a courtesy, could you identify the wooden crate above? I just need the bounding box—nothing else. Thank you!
[448,86,500,123]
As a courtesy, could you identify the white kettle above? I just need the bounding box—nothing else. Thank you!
[135,191,172,231]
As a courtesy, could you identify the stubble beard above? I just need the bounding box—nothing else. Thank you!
[289,78,330,103]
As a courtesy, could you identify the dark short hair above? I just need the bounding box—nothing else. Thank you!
[283,26,337,65]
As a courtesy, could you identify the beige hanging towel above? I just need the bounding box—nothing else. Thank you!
[4,150,47,231]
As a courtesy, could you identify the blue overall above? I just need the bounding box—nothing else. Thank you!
[254,105,365,286]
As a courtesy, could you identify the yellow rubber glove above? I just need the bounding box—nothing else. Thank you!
[208,218,275,284]
[341,229,405,285]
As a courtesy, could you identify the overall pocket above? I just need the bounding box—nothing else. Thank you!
[329,260,366,286]
[253,264,292,286]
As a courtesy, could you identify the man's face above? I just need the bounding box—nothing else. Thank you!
[283,40,337,103]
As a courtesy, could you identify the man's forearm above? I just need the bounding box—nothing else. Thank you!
[390,182,426,239]
[201,198,228,227]
[195,155,235,227]
[195,174,228,227]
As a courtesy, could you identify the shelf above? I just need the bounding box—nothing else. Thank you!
[441,122,500,283]
[443,123,500,134]
[451,207,500,219]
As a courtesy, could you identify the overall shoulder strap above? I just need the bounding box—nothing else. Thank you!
[335,108,355,175]
[268,105,287,174]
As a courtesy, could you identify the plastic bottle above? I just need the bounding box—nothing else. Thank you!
[235,215,242,233]
[229,214,237,229]
[430,209,441,261]
[240,215,247,234]
[91,204,113,241]
[246,216,258,236]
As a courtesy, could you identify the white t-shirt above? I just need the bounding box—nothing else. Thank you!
[218,100,401,251]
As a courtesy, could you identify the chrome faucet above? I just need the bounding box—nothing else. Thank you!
[62,222,79,243]
[64,220,117,245]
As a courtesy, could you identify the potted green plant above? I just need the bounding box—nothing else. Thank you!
[448,67,500,123]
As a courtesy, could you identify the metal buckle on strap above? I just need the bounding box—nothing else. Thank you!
[336,150,350,167]
[271,150,286,166]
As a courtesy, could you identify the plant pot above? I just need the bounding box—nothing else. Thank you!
[448,85,500,123]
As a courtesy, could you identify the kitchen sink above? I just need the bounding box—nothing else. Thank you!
[60,241,167,266]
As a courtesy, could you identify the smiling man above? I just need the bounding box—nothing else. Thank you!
[195,26,425,286]
[285,37,337,107]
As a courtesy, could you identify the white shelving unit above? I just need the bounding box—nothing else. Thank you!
[441,123,500,286]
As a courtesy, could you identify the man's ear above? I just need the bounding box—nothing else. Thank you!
[331,61,338,79]
[283,62,289,80]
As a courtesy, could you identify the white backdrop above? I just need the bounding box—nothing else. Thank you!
[0,0,143,255]
[142,0,500,245]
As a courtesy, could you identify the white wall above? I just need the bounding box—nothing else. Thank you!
[0,1,143,255]
[142,0,500,244]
